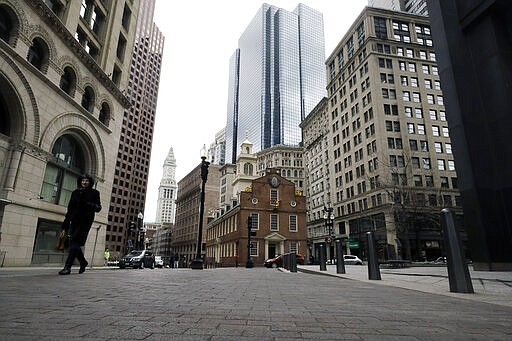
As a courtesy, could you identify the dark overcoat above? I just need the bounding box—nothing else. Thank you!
[61,175,101,246]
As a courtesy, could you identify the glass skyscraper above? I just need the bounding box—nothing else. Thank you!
[225,3,326,164]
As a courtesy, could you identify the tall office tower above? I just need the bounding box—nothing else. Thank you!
[427,0,512,270]
[155,147,177,224]
[369,0,402,11]
[0,0,138,266]
[306,6,462,263]
[208,128,226,166]
[225,3,326,164]
[403,0,428,16]
[105,0,165,258]
[369,0,428,16]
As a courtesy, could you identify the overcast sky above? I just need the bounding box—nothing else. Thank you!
[144,0,367,222]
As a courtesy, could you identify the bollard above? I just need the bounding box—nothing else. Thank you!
[335,239,346,274]
[319,244,327,271]
[366,231,381,280]
[284,253,290,270]
[441,208,474,293]
[290,252,297,273]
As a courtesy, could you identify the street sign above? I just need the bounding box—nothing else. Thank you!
[348,238,359,249]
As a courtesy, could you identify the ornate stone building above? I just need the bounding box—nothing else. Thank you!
[155,147,177,224]
[313,6,463,262]
[0,0,138,266]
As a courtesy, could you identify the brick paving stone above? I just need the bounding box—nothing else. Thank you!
[0,267,511,340]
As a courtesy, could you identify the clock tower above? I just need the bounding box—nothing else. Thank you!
[156,147,178,223]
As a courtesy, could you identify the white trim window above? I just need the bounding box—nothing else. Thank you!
[270,214,279,231]
[289,215,298,232]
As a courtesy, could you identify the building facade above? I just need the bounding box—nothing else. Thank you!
[147,222,173,266]
[224,3,326,164]
[206,169,307,267]
[308,6,463,262]
[369,0,428,16]
[208,128,226,166]
[300,97,334,260]
[105,0,164,259]
[171,162,220,265]
[155,147,177,224]
[0,0,138,266]
[427,0,512,270]
[256,145,306,195]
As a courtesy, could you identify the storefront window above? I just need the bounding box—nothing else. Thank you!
[32,219,67,264]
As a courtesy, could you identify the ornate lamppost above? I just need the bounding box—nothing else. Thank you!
[323,206,334,263]
[137,212,144,250]
[191,145,210,269]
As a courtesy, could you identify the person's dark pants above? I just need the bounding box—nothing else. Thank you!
[64,240,87,268]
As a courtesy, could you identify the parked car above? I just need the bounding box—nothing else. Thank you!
[264,254,305,268]
[119,250,155,269]
[154,256,164,268]
[343,255,363,265]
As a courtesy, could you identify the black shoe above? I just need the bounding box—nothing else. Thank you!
[79,261,88,274]
[59,268,71,275]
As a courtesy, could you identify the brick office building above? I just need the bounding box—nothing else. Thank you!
[206,169,307,267]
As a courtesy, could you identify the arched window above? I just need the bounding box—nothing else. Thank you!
[98,102,110,125]
[59,66,76,96]
[81,86,95,112]
[243,163,253,176]
[40,135,85,206]
[0,6,14,43]
[27,38,49,72]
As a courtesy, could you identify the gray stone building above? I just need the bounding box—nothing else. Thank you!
[303,6,463,263]
[0,0,138,266]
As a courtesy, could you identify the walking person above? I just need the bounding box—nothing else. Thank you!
[104,248,110,266]
[58,174,101,275]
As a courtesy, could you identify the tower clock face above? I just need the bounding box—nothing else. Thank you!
[270,176,280,187]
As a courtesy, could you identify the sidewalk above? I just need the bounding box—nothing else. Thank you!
[297,264,512,307]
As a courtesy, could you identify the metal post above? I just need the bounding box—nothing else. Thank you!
[441,208,474,293]
[367,231,381,280]
[191,154,209,269]
[319,244,326,271]
[335,239,345,274]
[290,252,297,273]
[90,225,101,269]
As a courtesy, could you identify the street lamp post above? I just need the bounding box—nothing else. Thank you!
[323,206,334,263]
[191,145,210,270]
[137,212,144,250]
